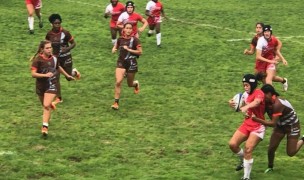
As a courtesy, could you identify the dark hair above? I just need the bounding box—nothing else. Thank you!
[123,22,133,28]
[261,84,280,96]
[49,14,62,24]
[125,1,135,11]
[256,22,264,28]
[30,40,52,61]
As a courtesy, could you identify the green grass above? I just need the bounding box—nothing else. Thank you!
[1,0,304,179]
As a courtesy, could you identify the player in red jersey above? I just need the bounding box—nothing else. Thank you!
[228,74,266,180]
[117,1,148,38]
[145,0,166,47]
[111,23,142,110]
[25,0,43,34]
[244,22,264,56]
[252,84,304,173]
[45,14,81,104]
[30,40,74,136]
[104,0,125,45]
[256,25,288,91]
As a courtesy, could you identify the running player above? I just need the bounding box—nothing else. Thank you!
[145,0,166,47]
[30,40,74,136]
[117,1,148,38]
[252,84,304,173]
[104,0,125,45]
[256,25,288,91]
[111,23,142,110]
[45,14,81,104]
[25,0,43,34]
[228,74,266,180]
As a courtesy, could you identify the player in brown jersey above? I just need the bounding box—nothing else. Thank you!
[25,0,43,34]
[252,84,304,173]
[111,23,142,110]
[45,14,81,104]
[30,40,74,136]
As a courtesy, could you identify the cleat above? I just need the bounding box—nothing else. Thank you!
[157,45,161,48]
[264,168,273,173]
[235,161,243,171]
[29,29,34,34]
[282,78,288,91]
[240,178,250,180]
[134,80,140,94]
[41,127,48,136]
[301,135,304,141]
[111,102,119,110]
[39,21,43,28]
[72,68,81,80]
[147,33,152,37]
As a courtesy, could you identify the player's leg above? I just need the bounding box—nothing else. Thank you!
[228,129,248,171]
[243,133,263,179]
[34,8,43,28]
[155,23,162,47]
[110,27,117,45]
[265,68,276,85]
[273,75,288,91]
[26,3,35,33]
[286,123,303,156]
[265,129,285,173]
[112,68,126,110]
[41,92,56,135]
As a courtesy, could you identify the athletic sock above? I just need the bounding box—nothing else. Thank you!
[114,99,119,103]
[236,148,244,161]
[111,39,117,45]
[243,158,253,179]
[42,122,49,128]
[282,78,286,84]
[156,33,161,46]
[28,16,34,30]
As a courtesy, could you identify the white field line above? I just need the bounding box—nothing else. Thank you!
[0,151,14,156]
[64,0,304,44]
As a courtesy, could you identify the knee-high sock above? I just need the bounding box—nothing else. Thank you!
[156,33,161,45]
[243,158,254,179]
[28,16,34,30]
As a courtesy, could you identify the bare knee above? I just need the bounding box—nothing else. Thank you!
[287,150,296,157]
[228,141,239,152]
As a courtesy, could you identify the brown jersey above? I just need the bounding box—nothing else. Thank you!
[45,27,73,58]
[116,36,141,73]
[31,54,59,95]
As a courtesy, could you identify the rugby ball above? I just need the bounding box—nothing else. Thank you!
[233,93,244,112]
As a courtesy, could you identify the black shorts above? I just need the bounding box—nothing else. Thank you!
[274,121,301,138]
[116,58,138,73]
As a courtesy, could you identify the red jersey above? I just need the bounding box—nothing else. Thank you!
[256,35,279,60]
[146,1,163,17]
[243,89,265,127]
[118,12,144,36]
[105,2,125,28]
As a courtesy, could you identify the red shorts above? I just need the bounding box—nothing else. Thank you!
[110,20,118,28]
[255,60,267,72]
[238,122,265,139]
[147,16,162,25]
[25,0,42,9]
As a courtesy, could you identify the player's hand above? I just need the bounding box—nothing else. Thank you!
[45,72,54,77]
[244,49,249,55]
[67,75,75,81]
[123,45,129,51]
[228,99,236,108]
[112,48,117,53]
[282,59,288,66]
[138,27,145,33]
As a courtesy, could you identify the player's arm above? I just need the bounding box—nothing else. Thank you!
[161,7,166,19]
[104,6,111,18]
[123,44,142,56]
[31,67,54,78]
[145,10,153,17]
[62,39,76,53]
[240,97,261,113]
[256,49,278,64]
[138,18,148,33]
[252,115,279,127]
[58,66,74,80]
[244,44,255,55]
[274,39,288,65]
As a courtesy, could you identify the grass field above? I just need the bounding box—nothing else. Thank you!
[1,0,304,179]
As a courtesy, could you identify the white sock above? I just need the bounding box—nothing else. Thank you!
[43,122,49,127]
[236,148,244,161]
[156,33,161,45]
[243,158,253,179]
[148,30,154,34]
[111,39,117,45]
[28,16,34,30]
